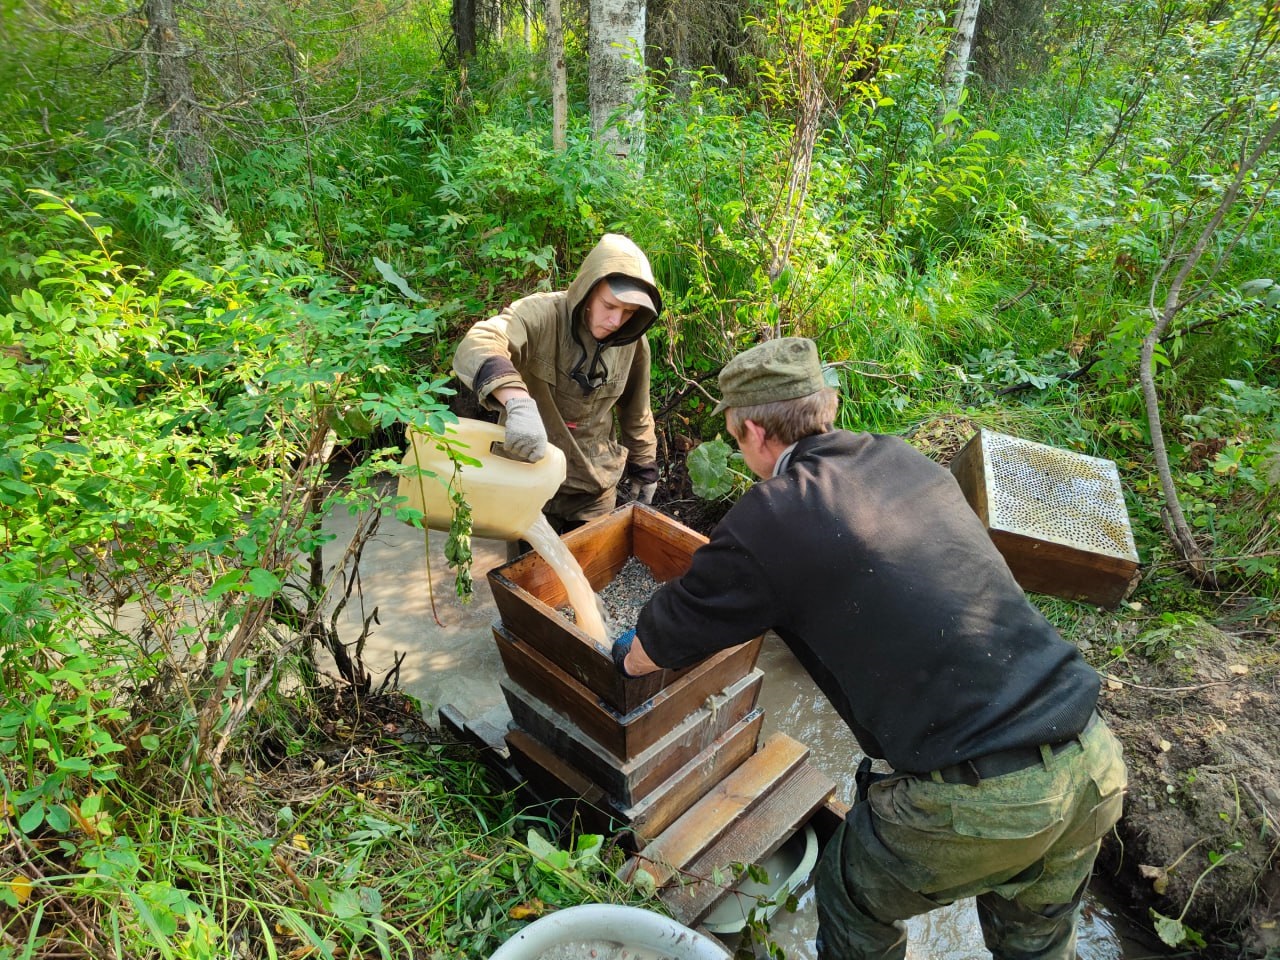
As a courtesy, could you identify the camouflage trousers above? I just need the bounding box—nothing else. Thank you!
[815,716,1127,960]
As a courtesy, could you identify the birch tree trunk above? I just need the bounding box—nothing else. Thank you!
[142,0,208,175]
[588,0,645,159]
[938,0,981,136]
[547,0,568,152]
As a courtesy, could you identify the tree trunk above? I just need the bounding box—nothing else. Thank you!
[1139,115,1280,586]
[142,0,208,176]
[547,0,568,151]
[768,75,822,285]
[453,0,477,60]
[668,0,693,99]
[588,0,645,159]
[938,0,981,136]
[973,0,1048,86]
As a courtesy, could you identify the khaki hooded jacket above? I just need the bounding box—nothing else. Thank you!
[452,234,662,519]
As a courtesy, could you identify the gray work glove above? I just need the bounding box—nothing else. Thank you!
[502,396,547,462]
[629,479,658,504]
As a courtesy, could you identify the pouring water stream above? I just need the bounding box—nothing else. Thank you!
[521,514,609,643]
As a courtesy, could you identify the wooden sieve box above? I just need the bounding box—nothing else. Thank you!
[949,428,1140,608]
[487,503,765,838]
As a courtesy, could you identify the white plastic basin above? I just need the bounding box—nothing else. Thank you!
[487,903,731,960]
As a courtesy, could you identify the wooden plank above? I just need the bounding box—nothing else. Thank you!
[493,623,636,757]
[661,762,836,927]
[618,671,762,804]
[611,636,762,752]
[502,670,763,806]
[494,623,763,760]
[488,504,761,713]
[454,703,511,758]
[626,733,811,888]
[621,710,764,846]
[488,572,622,686]
[807,795,852,849]
[991,528,1139,608]
[947,434,990,526]
[632,503,709,582]
[437,704,520,788]
[488,507,666,712]
[495,545,572,608]
[438,703,472,743]
[493,506,632,606]
[504,728,622,837]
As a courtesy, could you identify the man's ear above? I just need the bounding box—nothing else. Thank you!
[741,418,768,447]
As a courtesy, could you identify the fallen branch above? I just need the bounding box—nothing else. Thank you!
[993,355,1101,397]
[1102,673,1245,695]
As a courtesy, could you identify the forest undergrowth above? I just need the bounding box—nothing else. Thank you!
[1,0,1278,955]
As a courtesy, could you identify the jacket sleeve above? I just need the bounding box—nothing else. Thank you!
[452,304,533,412]
[637,505,781,669]
[616,336,658,473]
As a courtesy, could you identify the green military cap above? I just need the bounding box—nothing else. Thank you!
[713,337,825,414]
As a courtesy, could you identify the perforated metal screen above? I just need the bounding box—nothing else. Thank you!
[982,432,1138,561]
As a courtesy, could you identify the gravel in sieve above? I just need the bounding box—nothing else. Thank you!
[558,556,661,642]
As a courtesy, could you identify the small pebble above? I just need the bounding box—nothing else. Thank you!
[559,557,661,641]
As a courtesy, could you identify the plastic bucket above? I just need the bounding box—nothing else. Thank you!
[701,825,818,935]
[487,904,731,960]
[397,418,567,541]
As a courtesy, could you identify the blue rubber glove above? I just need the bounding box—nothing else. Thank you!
[611,628,638,678]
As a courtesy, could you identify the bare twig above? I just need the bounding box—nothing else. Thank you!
[1101,673,1244,695]
[10,829,118,959]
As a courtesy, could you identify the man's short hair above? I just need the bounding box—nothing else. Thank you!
[726,388,839,445]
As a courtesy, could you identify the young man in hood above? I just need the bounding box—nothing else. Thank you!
[453,234,663,534]
[612,337,1127,960]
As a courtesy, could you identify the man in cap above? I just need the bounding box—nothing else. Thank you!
[453,234,662,535]
[613,337,1127,960]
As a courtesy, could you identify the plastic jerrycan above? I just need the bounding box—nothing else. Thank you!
[397,418,567,541]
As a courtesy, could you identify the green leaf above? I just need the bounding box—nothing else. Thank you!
[18,801,45,833]
[45,804,71,832]
[373,257,425,303]
[688,439,734,499]
[1151,910,1187,947]
[574,834,603,861]
[527,830,571,871]
[206,569,245,601]
[173,854,216,874]
[244,568,282,597]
